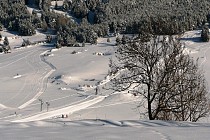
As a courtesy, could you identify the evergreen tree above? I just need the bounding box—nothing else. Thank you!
[121,35,128,45]
[4,36,9,46]
[107,38,110,42]
[72,1,88,18]
[55,0,58,10]
[201,25,209,42]
[116,35,121,45]
[82,42,85,47]
[0,24,2,31]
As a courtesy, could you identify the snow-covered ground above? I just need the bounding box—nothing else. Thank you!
[0,29,210,139]
[2,119,210,140]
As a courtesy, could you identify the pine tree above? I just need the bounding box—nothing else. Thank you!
[0,24,2,31]
[4,37,9,46]
[115,35,121,45]
[55,0,58,10]
[201,25,209,42]
[107,38,110,42]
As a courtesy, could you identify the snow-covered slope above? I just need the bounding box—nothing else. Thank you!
[0,29,210,139]
[2,119,210,140]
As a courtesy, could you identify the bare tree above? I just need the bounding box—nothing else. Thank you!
[110,35,209,121]
[156,56,209,122]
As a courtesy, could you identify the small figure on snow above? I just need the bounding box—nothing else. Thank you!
[95,86,99,95]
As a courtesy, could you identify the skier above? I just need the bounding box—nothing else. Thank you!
[95,86,99,95]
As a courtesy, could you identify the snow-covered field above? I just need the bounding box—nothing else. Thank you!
[0,29,210,139]
[2,119,210,140]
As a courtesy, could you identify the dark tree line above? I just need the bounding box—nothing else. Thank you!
[56,0,210,45]
[105,0,210,35]
[0,0,39,35]
[1,0,210,45]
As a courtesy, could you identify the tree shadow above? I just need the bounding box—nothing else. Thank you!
[98,42,116,47]
[179,37,202,43]
[127,120,210,128]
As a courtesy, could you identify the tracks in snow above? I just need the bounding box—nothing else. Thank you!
[13,96,105,122]
[17,50,56,109]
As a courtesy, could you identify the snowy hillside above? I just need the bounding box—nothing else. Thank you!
[2,119,210,140]
[0,31,141,123]
[0,29,210,139]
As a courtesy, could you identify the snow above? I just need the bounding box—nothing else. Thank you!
[0,29,210,139]
[51,1,64,7]
[13,96,105,122]
[0,103,8,109]
[1,120,210,140]
[13,74,22,79]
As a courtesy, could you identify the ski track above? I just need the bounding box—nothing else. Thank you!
[5,88,91,121]
[1,47,55,110]
[0,50,36,68]
[13,96,105,122]
[18,69,55,109]
[0,49,37,70]
[0,49,33,64]
[151,129,171,140]
[3,50,41,105]
[28,94,77,107]
[122,121,171,140]
[18,53,56,109]
[0,35,157,124]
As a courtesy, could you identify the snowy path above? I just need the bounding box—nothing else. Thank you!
[2,50,42,106]
[13,96,105,122]
[18,69,55,109]
[1,48,54,109]
[0,49,36,68]
[0,45,59,122]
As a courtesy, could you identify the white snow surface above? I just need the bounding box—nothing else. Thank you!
[0,30,210,139]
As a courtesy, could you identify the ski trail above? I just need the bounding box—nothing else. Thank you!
[3,50,40,105]
[0,49,33,64]
[151,129,171,140]
[97,69,124,87]
[28,94,77,107]
[0,50,36,68]
[18,50,56,109]
[121,121,171,140]
[18,69,55,109]
[13,96,105,122]
[78,69,124,94]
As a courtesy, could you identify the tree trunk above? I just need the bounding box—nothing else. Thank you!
[148,100,154,120]
[147,85,154,120]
